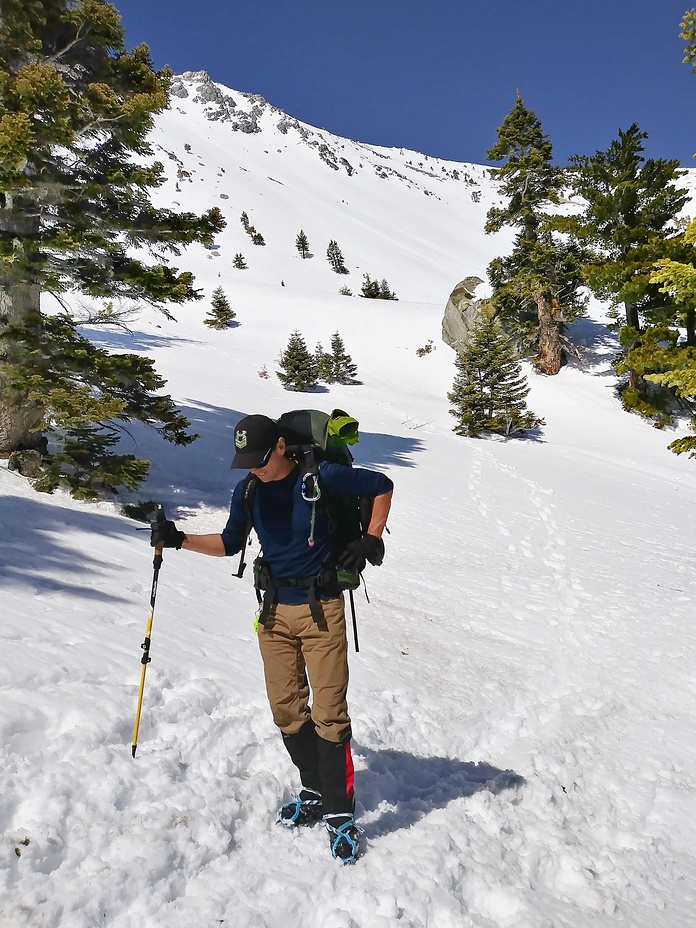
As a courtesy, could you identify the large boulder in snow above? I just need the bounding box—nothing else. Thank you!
[442,276,486,353]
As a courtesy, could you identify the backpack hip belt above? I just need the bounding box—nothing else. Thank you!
[253,558,359,629]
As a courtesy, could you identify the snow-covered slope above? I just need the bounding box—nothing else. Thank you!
[2,74,696,928]
[146,70,515,305]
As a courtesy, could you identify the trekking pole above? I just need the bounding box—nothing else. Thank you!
[348,590,359,653]
[131,505,165,758]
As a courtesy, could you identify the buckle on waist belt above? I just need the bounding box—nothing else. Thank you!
[253,558,329,629]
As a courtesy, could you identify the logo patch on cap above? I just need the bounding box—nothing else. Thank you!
[235,429,247,450]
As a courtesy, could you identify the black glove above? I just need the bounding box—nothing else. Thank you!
[150,518,186,550]
[336,535,385,572]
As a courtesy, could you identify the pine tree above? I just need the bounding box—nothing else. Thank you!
[296,230,310,258]
[379,279,397,300]
[277,330,319,391]
[560,125,688,335]
[647,14,696,350]
[485,94,587,374]
[327,240,348,273]
[204,287,236,329]
[240,211,250,230]
[448,308,544,437]
[314,342,333,383]
[557,124,689,411]
[233,253,247,269]
[633,14,696,455]
[0,0,224,496]
[361,274,381,298]
[329,331,358,383]
[251,232,265,245]
[361,273,397,299]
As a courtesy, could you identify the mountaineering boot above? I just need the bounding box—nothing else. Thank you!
[277,788,323,827]
[324,813,362,863]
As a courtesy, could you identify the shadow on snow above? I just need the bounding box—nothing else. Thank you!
[77,325,199,353]
[565,317,619,375]
[0,492,131,601]
[355,745,525,838]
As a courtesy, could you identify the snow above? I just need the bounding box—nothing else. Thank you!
[2,75,696,927]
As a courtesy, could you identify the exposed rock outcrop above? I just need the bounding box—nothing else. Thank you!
[8,449,43,478]
[442,276,486,353]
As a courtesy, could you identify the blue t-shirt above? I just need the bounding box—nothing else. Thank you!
[222,461,393,604]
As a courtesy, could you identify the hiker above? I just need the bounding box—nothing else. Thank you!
[150,413,393,862]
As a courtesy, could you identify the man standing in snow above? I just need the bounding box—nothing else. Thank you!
[150,414,393,863]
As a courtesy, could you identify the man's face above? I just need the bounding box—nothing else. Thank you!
[250,438,292,482]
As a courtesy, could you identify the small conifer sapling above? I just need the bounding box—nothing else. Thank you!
[277,331,319,391]
[296,230,310,258]
[448,309,544,437]
[330,331,358,383]
[327,240,348,274]
[204,287,236,329]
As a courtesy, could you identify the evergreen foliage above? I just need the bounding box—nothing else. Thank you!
[3,314,196,498]
[327,240,348,273]
[448,308,544,437]
[558,125,688,333]
[251,232,265,245]
[277,330,319,391]
[204,287,236,329]
[361,274,397,300]
[632,18,696,455]
[329,331,358,383]
[0,0,224,496]
[314,342,333,382]
[296,230,310,258]
[557,124,689,415]
[240,211,250,230]
[651,218,696,339]
[485,94,560,241]
[233,253,247,269]
[485,95,587,374]
[681,8,696,72]
[339,286,353,296]
[646,362,696,456]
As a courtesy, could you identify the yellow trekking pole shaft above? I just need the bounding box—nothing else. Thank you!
[132,506,166,757]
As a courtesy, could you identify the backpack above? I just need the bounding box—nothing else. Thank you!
[234,408,373,649]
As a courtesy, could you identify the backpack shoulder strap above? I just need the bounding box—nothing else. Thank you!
[235,473,260,578]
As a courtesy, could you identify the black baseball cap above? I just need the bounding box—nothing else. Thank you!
[231,414,280,469]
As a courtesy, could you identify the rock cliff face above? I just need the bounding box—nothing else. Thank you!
[441,276,486,353]
[164,71,496,194]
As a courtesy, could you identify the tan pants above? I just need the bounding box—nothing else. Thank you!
[258,596,351,743]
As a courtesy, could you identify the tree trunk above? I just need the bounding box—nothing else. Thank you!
[622,302,642,390]
[684,306,696,348]
[0,204,44,453]
[624,301,640,331]
[535,295,563,375]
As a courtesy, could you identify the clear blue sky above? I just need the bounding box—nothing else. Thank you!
[115,0,694,166]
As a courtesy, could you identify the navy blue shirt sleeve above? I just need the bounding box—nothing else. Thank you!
[221,479,249,556]
[317,461,393,498]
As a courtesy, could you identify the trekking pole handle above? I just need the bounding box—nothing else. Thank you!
[134,504,168,535]
[153,505,165,561]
